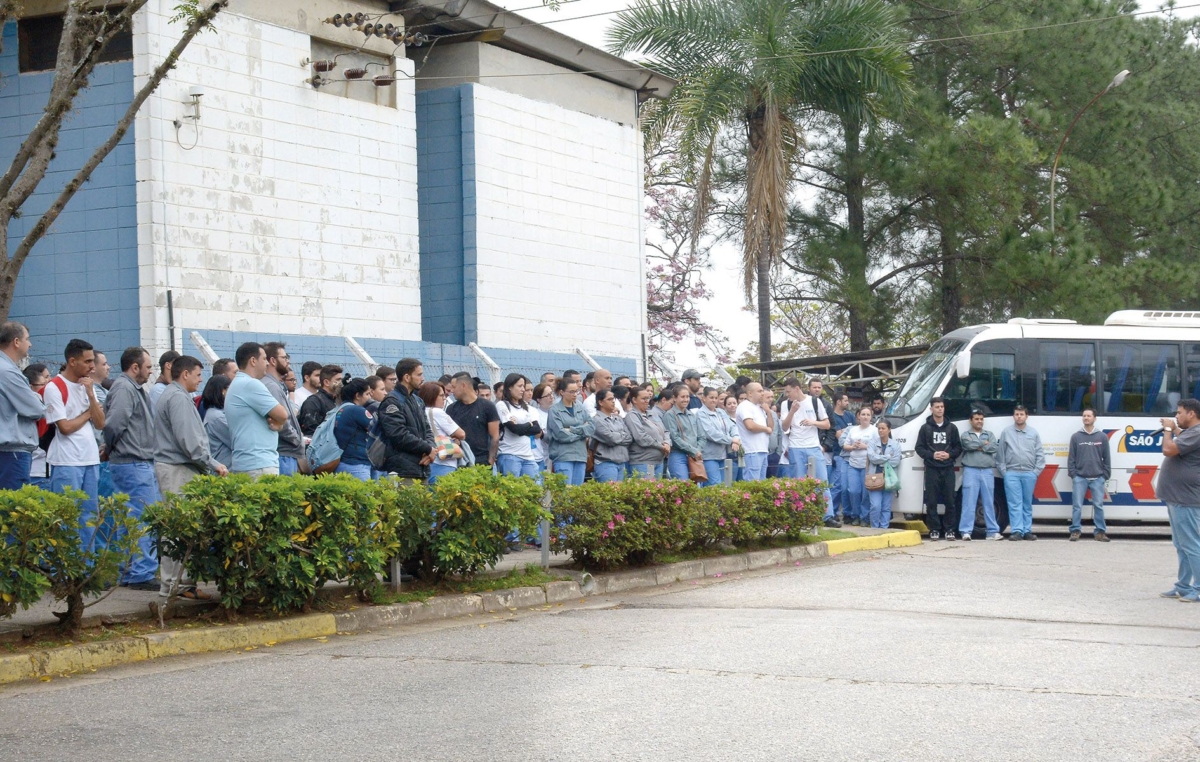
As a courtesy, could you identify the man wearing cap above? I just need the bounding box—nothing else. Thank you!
[682,369,704,411]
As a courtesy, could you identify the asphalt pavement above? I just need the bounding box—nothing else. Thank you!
[2,535,1196,762]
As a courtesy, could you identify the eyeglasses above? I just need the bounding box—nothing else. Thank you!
[539,394,554,400]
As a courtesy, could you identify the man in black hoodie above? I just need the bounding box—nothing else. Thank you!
[916,397,963,540]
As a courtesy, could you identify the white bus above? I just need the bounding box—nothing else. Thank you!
[885,310,1200,530]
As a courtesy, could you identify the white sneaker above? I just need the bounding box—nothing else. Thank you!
[987,533,1004,541]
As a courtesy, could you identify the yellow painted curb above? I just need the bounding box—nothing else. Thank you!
[142,614,337,659]
[824,530,922,556]
[0,613,338,687]
[0,654,35,685]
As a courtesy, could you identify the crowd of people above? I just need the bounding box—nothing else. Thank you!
[2,320,1198,602]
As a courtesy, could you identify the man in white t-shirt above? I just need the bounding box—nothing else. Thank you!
[780,377,837,523]
[582,368,616,418]
[735,382,774,481]
[45,339,106,553]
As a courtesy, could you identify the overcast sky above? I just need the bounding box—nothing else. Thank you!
[494,0,1197,368]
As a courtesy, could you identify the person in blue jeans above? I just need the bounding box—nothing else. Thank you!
[1157,400,1200,602]
[45,340,107,553]
[662,386,704,481]
[828,392,856,521]
[1067,408,1111,542]
[839,407,878,526]
[957,410,1002,541]
[0,322,47,490]
[997,406,1044,541]
[697,387,739,486]
[735,383,773,482]
[103,347,165,589]
[494,374,543,483]
[866,420,902,528]
[547,378,594,486]
[779,377,834,522]
[625,386,669,479]
[590,390,630,483]
[333,379,378,481]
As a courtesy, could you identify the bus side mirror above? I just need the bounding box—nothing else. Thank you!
[954,352,971,379]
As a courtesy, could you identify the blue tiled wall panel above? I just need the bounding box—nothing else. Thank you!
[416,85,475,345]
[184,329,637,384]
[1,23,139,362]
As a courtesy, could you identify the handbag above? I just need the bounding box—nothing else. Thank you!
[865,471,885,491]
[428,410,465,462]
[883,463,900,492]
[674,416,708,483]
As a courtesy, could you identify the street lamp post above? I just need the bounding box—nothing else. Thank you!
[1049,69,1130,255]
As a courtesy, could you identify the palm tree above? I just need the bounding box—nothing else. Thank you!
[609,0,911,362]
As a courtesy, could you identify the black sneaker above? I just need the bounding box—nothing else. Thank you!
[123,580,161,592]
[1008,532,1023,541]
[1069,531,1080,542]
[823,517,843,528]
[928,531,940,541]
[1023,532,1038,541]
[945,531,957,541]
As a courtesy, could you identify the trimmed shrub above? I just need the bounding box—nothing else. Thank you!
[0,486,140,632]
[146,474,402,614]
[552,478,825,569]
[551,479,699,569]
[424,466,549,578]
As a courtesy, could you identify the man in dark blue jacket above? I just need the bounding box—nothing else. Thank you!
[377,358,434,481]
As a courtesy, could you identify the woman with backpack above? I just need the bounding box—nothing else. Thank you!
[333,379,376,481]
[417,381,466,483]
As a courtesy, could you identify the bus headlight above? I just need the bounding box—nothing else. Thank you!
[901,450,915,459]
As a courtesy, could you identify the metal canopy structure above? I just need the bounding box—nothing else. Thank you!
[744,344,931,394]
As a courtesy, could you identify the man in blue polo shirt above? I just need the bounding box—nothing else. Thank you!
[225,342,289,476]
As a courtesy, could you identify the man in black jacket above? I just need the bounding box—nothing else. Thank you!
[378,357,434,481]
[915,397,963,540]
[298,364,342,436]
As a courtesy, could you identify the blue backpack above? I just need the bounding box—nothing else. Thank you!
[306,403,350,475]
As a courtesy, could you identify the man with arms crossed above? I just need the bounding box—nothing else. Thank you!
[1158,399,1200,602]
[225,343,288,476]
[736,382,774,482]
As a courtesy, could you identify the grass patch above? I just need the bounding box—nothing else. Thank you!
[368,564,570,606]
[656,529,856,565]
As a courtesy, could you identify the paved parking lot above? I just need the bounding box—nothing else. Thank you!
[3,535,1196,761]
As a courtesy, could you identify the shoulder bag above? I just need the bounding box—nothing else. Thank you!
[674,415,708,483]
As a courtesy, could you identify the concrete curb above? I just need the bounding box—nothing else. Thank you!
[824,530,922,556]
[0,532,917,686]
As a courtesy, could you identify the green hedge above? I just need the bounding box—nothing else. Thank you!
[549,478,826,569]
[5,471,823,624]
[0,486,140,632]
[143,466,550,615]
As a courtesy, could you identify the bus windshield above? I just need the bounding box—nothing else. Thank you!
[886,338,965,419]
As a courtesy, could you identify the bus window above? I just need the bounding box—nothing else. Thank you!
[1102,343,1181,415]
[1187,344,1200,401]
[885,338,964,420]
[943,352,1017,418]
[1039,343,1096,414]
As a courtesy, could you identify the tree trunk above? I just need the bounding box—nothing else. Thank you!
[63,588,84,635]
[842,114,871,352]
[757,235,772,362]
[940,228,961,335]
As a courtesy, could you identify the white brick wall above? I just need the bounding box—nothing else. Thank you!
[133,2,422,355]
[469,85,645,361]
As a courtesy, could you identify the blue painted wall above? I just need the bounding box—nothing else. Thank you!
[0,22,139,365]
[185,329,637,382]
[415,85,475,345]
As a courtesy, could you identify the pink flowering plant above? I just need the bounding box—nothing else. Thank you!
[551,478,824,569]
[551,479,698,569]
